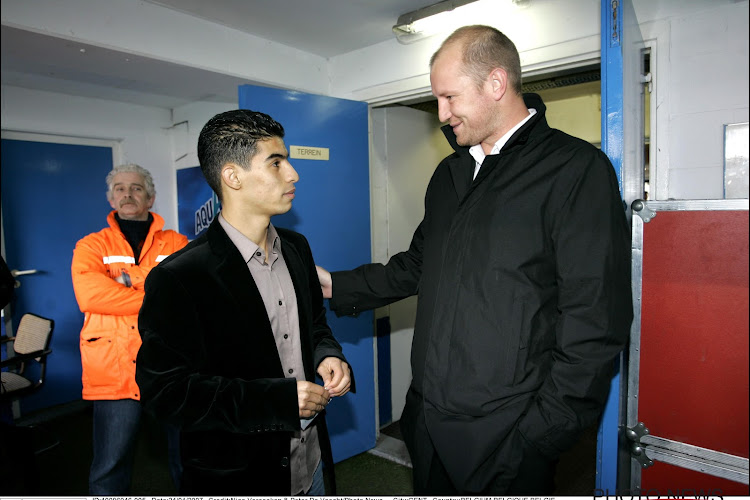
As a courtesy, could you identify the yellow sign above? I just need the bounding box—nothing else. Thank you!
[290,145,329,161]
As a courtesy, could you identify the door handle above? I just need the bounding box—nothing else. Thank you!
[10,269,38,277]
[9,269,38,288]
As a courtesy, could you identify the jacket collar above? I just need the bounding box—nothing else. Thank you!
[206,214,245,260]
[108,210,165,258]
[440,93,549,200]
[107,210,164,233]
[207,215,272,316]
[205,215,303,298]
[441,92,549,155]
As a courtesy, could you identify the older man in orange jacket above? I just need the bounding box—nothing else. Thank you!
[71,164,187,495]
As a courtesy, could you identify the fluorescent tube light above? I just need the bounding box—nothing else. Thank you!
[392,0,521,44]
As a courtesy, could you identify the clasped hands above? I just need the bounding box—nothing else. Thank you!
[297,356,351,418]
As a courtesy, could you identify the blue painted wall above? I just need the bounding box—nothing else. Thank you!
[2,139,113,414]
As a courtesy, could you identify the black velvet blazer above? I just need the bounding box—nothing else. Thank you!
[136,217,351,495]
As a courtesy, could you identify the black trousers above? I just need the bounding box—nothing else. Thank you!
[401,387,557,496]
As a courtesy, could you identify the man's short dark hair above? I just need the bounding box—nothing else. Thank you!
[197,109,285,200]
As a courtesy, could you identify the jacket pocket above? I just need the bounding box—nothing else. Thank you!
[80,332,121,389]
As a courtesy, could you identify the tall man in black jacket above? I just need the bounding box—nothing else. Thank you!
[137,109,352,495]
[317,25,632,495]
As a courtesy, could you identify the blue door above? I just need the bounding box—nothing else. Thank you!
[1,137,113,414]
[598,0,645,491]
[238,85,375,462]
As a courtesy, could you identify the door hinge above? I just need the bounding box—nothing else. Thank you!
[641,72,653,93]
[610,0,621,47]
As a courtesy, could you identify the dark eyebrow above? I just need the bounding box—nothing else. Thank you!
[265,152,288,162]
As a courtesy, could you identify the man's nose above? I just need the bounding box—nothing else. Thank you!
[288,164,300,183]
[437,100,451,123]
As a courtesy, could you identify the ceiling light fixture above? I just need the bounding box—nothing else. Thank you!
[393,0,477,44]
[392,0,523,44]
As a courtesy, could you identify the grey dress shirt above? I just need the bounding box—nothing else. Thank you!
[218,214,321,495]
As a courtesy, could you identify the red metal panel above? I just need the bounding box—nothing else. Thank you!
[638,210,749,493]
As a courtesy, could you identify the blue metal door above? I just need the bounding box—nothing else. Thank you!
[1,137,113,414]
[238,85,375,462]
[598,0,645,491]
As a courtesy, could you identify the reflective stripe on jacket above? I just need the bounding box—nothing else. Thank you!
[71,210,188,400]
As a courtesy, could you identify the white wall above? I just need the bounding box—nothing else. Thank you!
[638,1,749,200]
[171,101,238,171]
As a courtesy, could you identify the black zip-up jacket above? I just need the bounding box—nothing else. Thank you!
[331,93,632,491]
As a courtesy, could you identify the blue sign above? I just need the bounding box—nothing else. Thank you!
[177,166,221,240]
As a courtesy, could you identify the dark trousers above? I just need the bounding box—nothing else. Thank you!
[401,387,557,496]
[89,399,182,495]
[89,399,142,495]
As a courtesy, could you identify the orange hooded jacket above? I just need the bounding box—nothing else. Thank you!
[71,211,188,400]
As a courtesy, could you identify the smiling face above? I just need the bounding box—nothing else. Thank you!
[430,43,499,151]
[236,136,299,218]
[108,171,154,221]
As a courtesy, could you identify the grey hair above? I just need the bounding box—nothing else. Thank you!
[106,164,156,201]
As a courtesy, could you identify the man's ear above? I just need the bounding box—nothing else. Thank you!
[220,164,242,192]
[488,68,508,100]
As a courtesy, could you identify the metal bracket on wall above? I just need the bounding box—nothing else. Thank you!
[623,422,655,469]
[632,199,657,223]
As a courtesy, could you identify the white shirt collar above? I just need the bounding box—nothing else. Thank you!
[470,108,537,180]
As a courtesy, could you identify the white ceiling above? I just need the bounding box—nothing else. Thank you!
[1,0,440,109]
[145,0,441,58]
